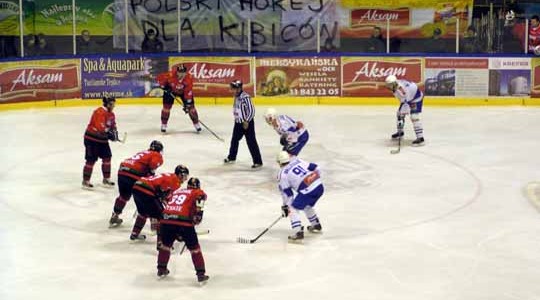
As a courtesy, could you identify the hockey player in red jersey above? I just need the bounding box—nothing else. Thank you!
[156,64,201,133]
[82,96,120,189]
[157,177,209,284]
[529,15,540,54]
[129,165,189,241]
[108,140,164,227]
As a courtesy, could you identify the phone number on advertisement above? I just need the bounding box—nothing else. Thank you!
[289,88,339,96]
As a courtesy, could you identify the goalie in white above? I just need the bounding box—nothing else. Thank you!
[264,108,309,156]
[276,151,324,241]
[385,75,425,146]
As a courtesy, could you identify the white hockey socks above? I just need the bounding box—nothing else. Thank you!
[411,114,424,138]
[289,208,303,232]
[304,206,320,226]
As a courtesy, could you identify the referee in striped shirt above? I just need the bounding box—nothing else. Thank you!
[224,80,263,168]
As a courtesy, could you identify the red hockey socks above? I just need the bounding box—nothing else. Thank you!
[102,158,111,179]
[113,196,128,214]
[83,161,95,181]
[188,107,199,124]
[157,247,171,271]
[161,104,172,125]
[190,247,206,275]
[131,214,147,237]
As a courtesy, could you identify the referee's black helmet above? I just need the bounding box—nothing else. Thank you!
[230,80,243,89]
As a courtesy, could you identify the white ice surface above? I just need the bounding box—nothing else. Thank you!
[1,105,540,300]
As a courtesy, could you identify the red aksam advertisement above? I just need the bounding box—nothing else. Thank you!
[169,57,253,97]
[342,57,423,97]
[0,59,81,103]
[351,8,411,28]
[341,2,471,39]
[255,57,341,97]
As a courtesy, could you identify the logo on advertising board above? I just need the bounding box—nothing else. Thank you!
[255,57,341,97]
[171,58,252,96]
[351,8,410,27]
[342,58,422,97]
[189,62,249,84]
[0,63,80,102]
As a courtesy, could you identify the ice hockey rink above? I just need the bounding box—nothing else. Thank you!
[1,104,540,300]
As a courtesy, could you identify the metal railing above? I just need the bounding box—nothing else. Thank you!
[0,1,535,59]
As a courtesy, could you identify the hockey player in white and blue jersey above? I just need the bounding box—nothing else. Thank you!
[385,75,425,146]
[264,108,309,156]
[276,151,324,242]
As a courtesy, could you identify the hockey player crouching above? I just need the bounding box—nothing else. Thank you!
[264,108,309,157]
[156,64,202,133]
[129,165,189,244]
[109,140,164,227]
[82,96,121,189]
[157,177,209,284]
[276,151,324,242]
[384,75,425,146]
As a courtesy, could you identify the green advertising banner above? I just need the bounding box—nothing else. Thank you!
[0,0,20,35]
[27,0,114,35]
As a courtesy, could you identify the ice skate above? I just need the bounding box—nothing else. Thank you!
[223,158,235,164]
[197,274,209,285]
[194,123,202,133]
[102,178,115,187]
[82,180,94,190]
[109,213,123,228]
[157,268,170,278]
[161,124,167,133]
[412,137,425,146]
[288,227,304,243]
[307,223,322,233]
[130,233,147,241]
[251,163,263,169]
[391,131,404,139]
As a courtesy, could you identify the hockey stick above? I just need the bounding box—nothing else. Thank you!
[390,134,401,154]
[199,120,224,142]
[197,229,210,235]
[174,98,224,142]
[117,132,127,144]
[390,119,403,155]
[237,215,283,244]
[179,229,209,255]
[179,243,187,255]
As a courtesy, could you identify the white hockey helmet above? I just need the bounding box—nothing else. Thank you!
[385,75,398,85]
[276,151,290,165]
[264,108,277,124]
